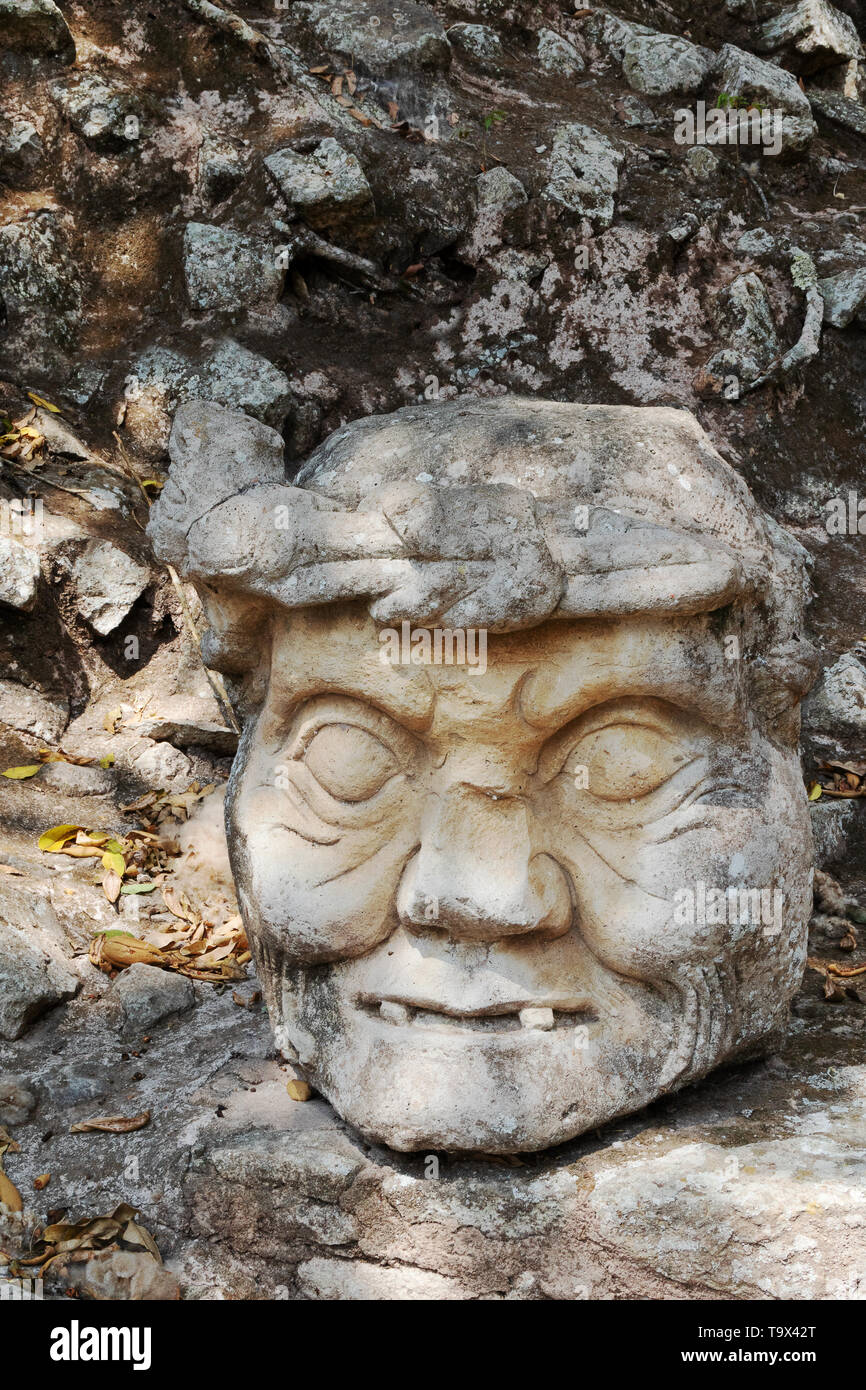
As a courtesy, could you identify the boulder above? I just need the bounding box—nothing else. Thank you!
[293,0,451,77]
[447,23,503,66]
[264,140,373,232]
[72,540,151,636]
[0,679,68,740]
[754,0,863,76]
[711,271,781,374]
[0,535,40,610]
[182,223,284,313]
[107,962,196,1036]
[710,44,818,152]
[536,28,584,78]
[0,212,82,377]
[0,904,78,1040]
[623,33,713,96]
[819,265,866,327]
[0,0,75,60]
[543,123,624,230]
[53,73,141,152]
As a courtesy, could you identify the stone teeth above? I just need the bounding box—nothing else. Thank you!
[379,1001,411,1025]
[519,1007,555,1031]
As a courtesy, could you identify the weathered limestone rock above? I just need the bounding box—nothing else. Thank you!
[708,271,781,380]
[0,678,67,740]
[754,0,863,75]
[543,123,624,230]
[574,10,655,65]
[0,212,83,377]
[182,223,283,313]
[0,0,75,60]
[808,86,866,135]
[0,900,78,1039]
[293,0,451,77]
[107,963,196,1036]
[818,264,866,326]
[72,539,151,635]
[623,33,713,96]
[0,534,40,610]
[711,44,818,151]
[53,73,141,152]
[804,652,866,738]
[149,397,818,1155]
[264,139,373,232]
[536,29,584,78]
[460,166,527,262]
[447,23,503,66]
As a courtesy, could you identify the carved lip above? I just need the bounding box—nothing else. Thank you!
[355,994,597,1033]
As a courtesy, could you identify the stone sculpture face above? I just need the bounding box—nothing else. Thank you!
[149,396,819,1153]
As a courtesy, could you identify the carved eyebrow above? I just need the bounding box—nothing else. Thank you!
[518,655,742,734]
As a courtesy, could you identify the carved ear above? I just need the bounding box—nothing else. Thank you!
[749,638,822,726]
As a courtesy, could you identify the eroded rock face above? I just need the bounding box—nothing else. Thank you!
[149,397,819,1154]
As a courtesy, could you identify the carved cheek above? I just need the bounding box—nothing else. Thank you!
[228,762,421,965]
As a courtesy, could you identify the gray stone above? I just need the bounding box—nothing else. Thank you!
[136,716,237,755]
[37,761,115,796]
[60,1248,180,1301]
[804,653,866,736]
[108,962,196,1035]
[712,272,781,373]
[736,227,779,260]
[126,339,293,452]
[710,44,818,152]
[0,535,40,610]
[183,223,283,313]
[755,0,863,75]
[0,679,68,741]
[447,23,503,64]
[0,0,75,59]
[543,122,624,230]
[0,916,77,1040]
[0,118,44,176]
[0,212,83,377]
[264,140,373,232]
[808,86,866,135]
[536,28,584,78]
[575,10,655,65]
[53,73,141,152]
[461,166,527,260]
[297,1257,466,1300]
[0,1075,36,1126]
[130,741,194,788]
[818,265,866,327]
[623,33,713,96]
[294,0,451,77]
[72,540,151,636]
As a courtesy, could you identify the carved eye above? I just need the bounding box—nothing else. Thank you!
[566,724,693,802]
[302,723,400,802]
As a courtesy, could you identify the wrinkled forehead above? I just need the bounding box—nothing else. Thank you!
[263,605,744,738]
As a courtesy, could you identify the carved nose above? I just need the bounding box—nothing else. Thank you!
[396,785,572,942]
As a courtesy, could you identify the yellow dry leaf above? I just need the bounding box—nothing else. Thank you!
[0,1169,22,1213]
[27,392,61,413]
[103,706,123,735]
[3,765,41,779]
[38,824,81,851]
[102,850,126,876]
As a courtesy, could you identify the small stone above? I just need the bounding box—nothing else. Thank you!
[685,145,721,180]
[379,1000,410,1024]
[0,1075,37,1126]
[519,1006,555,1031]
[0,679,68,741]
[0,118,44,177]
[108,962,196,1035]
[623,33,713,96]
[0,535,40,610]
[536,28,585,78]
[72,540,151,636]
[736,227,779,260]
[131,741,194,789]
[264,139,373,232]
[0,0,75,59]
[183,222,284,313]
[197,136,245,204]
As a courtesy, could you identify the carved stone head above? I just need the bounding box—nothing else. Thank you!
[149,396,818,1153]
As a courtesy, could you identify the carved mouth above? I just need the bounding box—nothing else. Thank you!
[355,996,597,1033]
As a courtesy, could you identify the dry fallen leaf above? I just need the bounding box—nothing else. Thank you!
[0,1170,22,1213]
[103,706,123,735]
[69,1111,151,1134]
[102,868,122,903]
[33,1173,51,1191]
[2,765,41,780]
